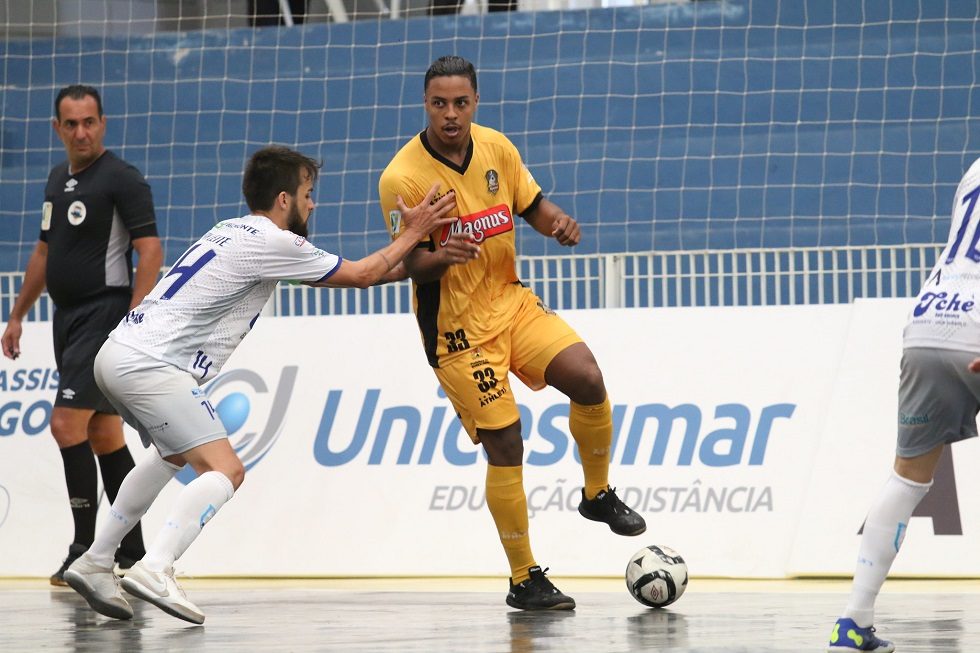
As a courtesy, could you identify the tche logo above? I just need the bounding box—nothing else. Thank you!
[311,387,795,468]
[175,367,297,485]
[912,291,975,317]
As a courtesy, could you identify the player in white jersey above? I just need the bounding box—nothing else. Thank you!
[61,145,469,624]
[827,157,980,653]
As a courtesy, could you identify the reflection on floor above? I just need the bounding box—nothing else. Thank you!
[1,577,977,652]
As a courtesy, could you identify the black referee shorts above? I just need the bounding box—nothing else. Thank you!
[52,292,131,413]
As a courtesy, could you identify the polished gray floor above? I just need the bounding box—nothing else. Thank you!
[1,578,977,652]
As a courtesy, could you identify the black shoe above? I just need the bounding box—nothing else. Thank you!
[51,543,88,587]
[506,566,576,611]
[578,486,646,536]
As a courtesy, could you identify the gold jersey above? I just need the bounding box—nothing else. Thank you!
[380,123,544,368]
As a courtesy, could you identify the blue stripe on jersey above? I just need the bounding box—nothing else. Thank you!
[317,257,343,282]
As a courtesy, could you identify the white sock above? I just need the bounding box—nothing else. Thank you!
[86,450,180,569]
[141,470,235,573]
[842,471,931,627]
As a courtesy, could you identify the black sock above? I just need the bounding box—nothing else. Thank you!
[59,441,98,547]
[98,446,146,558]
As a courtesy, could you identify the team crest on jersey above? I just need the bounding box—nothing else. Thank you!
[67,200,87,226]
[440,204,513,246]
[485,169,499,195]
[388,209,402,236]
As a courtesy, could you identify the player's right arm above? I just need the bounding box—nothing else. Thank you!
[1,240,48,360]
[402,233,480,284]
[312,184,459,289]
[377,172,479,285]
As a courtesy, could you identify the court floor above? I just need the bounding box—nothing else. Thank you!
[1,577,977,652]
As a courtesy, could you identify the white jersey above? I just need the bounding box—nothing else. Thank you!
[904,156,980,353]
[109,214,341,380]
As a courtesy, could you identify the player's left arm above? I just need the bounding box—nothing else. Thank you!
[524,198,580,247]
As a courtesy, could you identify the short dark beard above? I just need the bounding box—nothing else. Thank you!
[286,202,308,238]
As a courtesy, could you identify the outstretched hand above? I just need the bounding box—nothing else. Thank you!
[441,232,480,265]
[969,358,980,374]
[396,184,457,237]
[552,213,580,246]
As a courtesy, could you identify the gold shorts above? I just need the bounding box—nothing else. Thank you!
[434,288,582,443]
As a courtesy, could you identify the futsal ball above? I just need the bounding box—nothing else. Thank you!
[625,544,688,608]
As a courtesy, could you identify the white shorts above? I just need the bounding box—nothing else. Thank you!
[94,339,227,457]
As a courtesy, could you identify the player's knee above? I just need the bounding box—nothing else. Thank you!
[224,460,246,491]
[571,365,606,405]
[87,425,125,453]
[480,424,524,466]
[49,412,86,446]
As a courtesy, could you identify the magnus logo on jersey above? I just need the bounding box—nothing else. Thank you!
[174,366,298,485]
[439,204,513,246]
[912,291,976,317]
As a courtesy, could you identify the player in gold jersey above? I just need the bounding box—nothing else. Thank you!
[379,56,645,611]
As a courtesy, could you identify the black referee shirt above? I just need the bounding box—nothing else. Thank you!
[40,150,158,308]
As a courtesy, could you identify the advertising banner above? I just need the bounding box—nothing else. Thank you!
[0,300,972,578]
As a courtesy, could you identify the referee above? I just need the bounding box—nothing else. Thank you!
[1,85,163,585]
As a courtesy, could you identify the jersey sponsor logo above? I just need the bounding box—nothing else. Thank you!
[485,169,499,195]
[912,291,976,317]
[439,204,513,246]
[63,178,78,193]
[67,200,86,226]
[41,202,52,231]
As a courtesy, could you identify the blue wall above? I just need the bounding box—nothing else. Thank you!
[1,1,978,273]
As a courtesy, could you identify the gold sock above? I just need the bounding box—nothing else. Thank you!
[486,464,535,584]
[570,398,612,500]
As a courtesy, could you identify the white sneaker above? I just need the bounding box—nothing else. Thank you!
[63,553,134,620]
[120,561,205,624]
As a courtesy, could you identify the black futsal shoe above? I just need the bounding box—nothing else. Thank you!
[51,542,88,586]
[506,566,576,611]
[577,486,646,536]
